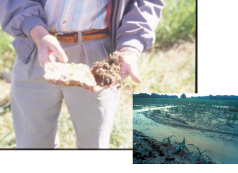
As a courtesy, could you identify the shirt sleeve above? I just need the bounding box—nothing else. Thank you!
[0,0,48,38]
[116,0,164,55]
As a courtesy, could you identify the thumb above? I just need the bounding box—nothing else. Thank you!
[50,42,68,63]
[49,53,57,62]
[129,65,142,83]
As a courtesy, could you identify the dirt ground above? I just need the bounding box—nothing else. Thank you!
[133,130,214,164]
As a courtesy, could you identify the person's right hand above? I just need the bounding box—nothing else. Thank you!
[30,26,68,68]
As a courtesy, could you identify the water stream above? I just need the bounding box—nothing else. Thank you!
[133,108,238,164]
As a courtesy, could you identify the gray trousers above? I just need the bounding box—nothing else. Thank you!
[11,36,121,148]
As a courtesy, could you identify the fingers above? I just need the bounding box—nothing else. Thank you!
[121,63,142,83]
[119,52,142,83]
[38,49,52,68]
[39,47,58,68]
[49,53,57,62]
[31,26,68,64]
[39,60,47,68]
[128,65,142,83]
[49,41,68,63]
[37,35,69,68]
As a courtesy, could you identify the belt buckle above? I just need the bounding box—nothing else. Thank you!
[54,31,81,43]
[55,32,63,39]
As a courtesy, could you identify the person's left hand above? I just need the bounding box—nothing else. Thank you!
[84,51,142,93]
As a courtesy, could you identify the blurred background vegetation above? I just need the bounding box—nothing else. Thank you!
[155,0,196,47]
[0,0,196,148]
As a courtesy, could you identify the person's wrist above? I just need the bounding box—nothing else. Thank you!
[30,25,50,46]
[117,49,141,59]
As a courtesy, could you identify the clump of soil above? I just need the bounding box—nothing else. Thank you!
[44,52,123,88]
[44,62,96,88]
[91,51,123,86]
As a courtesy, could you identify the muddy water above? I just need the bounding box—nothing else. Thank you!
[133,110,238,164]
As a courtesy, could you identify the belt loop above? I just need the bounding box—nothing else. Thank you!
[78,32,82,43]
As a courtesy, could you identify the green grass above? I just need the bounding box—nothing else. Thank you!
[0,28,15,74]
[124,42,195,93]
[155,0,196,47]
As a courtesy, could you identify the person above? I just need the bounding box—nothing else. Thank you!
[0,0,164,148]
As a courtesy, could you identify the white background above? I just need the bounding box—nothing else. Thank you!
[198,0,238,95]
[1,0,238,172]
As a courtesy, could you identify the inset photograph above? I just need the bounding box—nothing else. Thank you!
[133,93,238,164]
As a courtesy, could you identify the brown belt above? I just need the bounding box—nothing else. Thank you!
[49,27,109,43]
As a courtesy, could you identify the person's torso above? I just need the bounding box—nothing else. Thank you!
[44,0,108,32]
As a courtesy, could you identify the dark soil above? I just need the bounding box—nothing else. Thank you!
[133,130,215,164]
[91,51,122,86]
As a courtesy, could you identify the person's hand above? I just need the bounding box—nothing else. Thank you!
[85,51,142,93]
[30,26,68,68]
[120,51,142,83]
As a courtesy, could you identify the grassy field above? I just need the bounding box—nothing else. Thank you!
[0,0,196,148]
